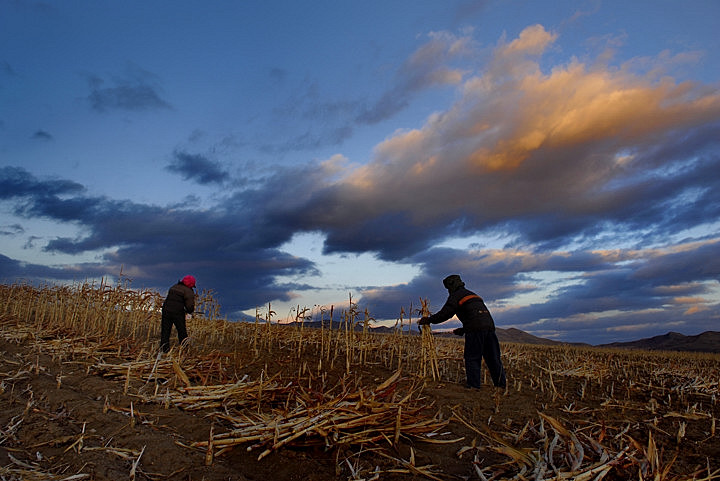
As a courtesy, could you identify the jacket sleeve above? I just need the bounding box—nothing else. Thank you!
[184,288,195,314]
[427,296,457,324]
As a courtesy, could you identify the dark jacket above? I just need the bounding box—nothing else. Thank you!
[162,282,195,315]
[426,286,495,332]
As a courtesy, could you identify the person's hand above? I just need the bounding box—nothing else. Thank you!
[417,316,431,326]
[453,327,465,336]
[185,313,192,321]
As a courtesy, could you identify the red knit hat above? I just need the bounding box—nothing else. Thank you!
[181,275,196,288]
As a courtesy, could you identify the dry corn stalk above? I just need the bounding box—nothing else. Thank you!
[192,370,460,461]
[2,281,720,480]
[419,298,440,381]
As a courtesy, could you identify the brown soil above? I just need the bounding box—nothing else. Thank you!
[0,318,718,480]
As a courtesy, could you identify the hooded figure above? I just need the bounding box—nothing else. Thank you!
[160,275,196,353]
[443,274,465,291]
[419,274,506,389]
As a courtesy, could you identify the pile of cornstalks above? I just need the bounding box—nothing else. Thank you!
[1,280,719,480]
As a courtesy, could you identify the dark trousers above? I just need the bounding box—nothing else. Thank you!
[160,310,187,353]
[464,330,506,388]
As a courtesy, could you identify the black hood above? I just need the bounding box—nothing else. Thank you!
[443,274,465,292]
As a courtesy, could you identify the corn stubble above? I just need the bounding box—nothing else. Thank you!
[1,279,719,480]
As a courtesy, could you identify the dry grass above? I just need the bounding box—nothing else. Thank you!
[1,279,719,480]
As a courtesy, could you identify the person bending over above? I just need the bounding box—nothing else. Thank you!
[419,274,506,389]
[160,275,196,353]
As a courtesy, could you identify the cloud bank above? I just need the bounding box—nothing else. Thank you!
[2,25,719,343]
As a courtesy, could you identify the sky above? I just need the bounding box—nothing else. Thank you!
[1,0,719,344]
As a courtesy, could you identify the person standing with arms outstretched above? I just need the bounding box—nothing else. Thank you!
[418,274,506,389]
[160,275,196,353]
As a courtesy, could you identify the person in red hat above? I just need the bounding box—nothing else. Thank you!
[160,275,196,353]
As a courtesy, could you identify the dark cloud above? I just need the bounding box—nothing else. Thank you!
[507,243,720,343]
[632,241,720,283]
[167,151,230,185]
[0,223,24,236]
[321,211,438,260]
[2,27,719,343]
[1,134,718,339]
[359,242,720,343]
[31,130,53,141]
[1,61,17,77]
[389,247,613,312]
[0,166,85,200]
[503,264,719,345]
[355,92,410,125]
[268,67,288,83]
[452,1,491,25]
[316,25,720,263]
[86,67,171,112]
[0,253,96,284]
[0,166,314,316]
[284,130,720,261]
[23,235,41,249]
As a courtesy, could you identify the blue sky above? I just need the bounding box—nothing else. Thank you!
[1,0,719,344]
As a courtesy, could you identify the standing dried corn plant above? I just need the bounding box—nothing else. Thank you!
[418,298,440,381]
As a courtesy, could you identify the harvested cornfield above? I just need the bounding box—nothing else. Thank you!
[0,280,718,480]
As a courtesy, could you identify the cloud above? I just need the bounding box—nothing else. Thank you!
[272,25,720,261]
[452,1,491,26]
[260,81,358,154]
[0,166,85,201]
[258,30,474,153]
[357,31,473,124]
[0,223,24,236]
[359,240,720,343]
[86,65,171,112]
[31,130,53,141]
[498,24,557,57]
[259,125,355,154]
[1,61,17,77]
[0,253,69,282]
[499,241,720,343]
[1,25,719,342]
[0,166,314,314]
[268,67,288,83]
[23,235,41,249]
[167,151,230,185]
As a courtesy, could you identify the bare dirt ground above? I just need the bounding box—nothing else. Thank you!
[0,314,718,480]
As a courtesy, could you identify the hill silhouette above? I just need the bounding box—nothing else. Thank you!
[282,321,717,352]
[282,321,559,345]
[599,330,720,353]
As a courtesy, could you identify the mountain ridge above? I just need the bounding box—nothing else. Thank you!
[277,321,718,353]
[598,330,720,353]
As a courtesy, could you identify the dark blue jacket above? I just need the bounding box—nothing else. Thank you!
[426,286,495,331]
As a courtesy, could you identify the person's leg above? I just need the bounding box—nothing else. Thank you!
[175,316,188,346]
[482,331,507,388]
[160,312,172,353]
[464,331,484,388]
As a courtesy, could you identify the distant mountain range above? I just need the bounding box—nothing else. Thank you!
[598,331,720,353]
[437,326,563,346]
[280,321,719,353]
[495,327,564,345]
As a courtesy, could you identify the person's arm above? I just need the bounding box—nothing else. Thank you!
[418,297,456,325]
[427,299,456,324]
[184,288,195,314]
